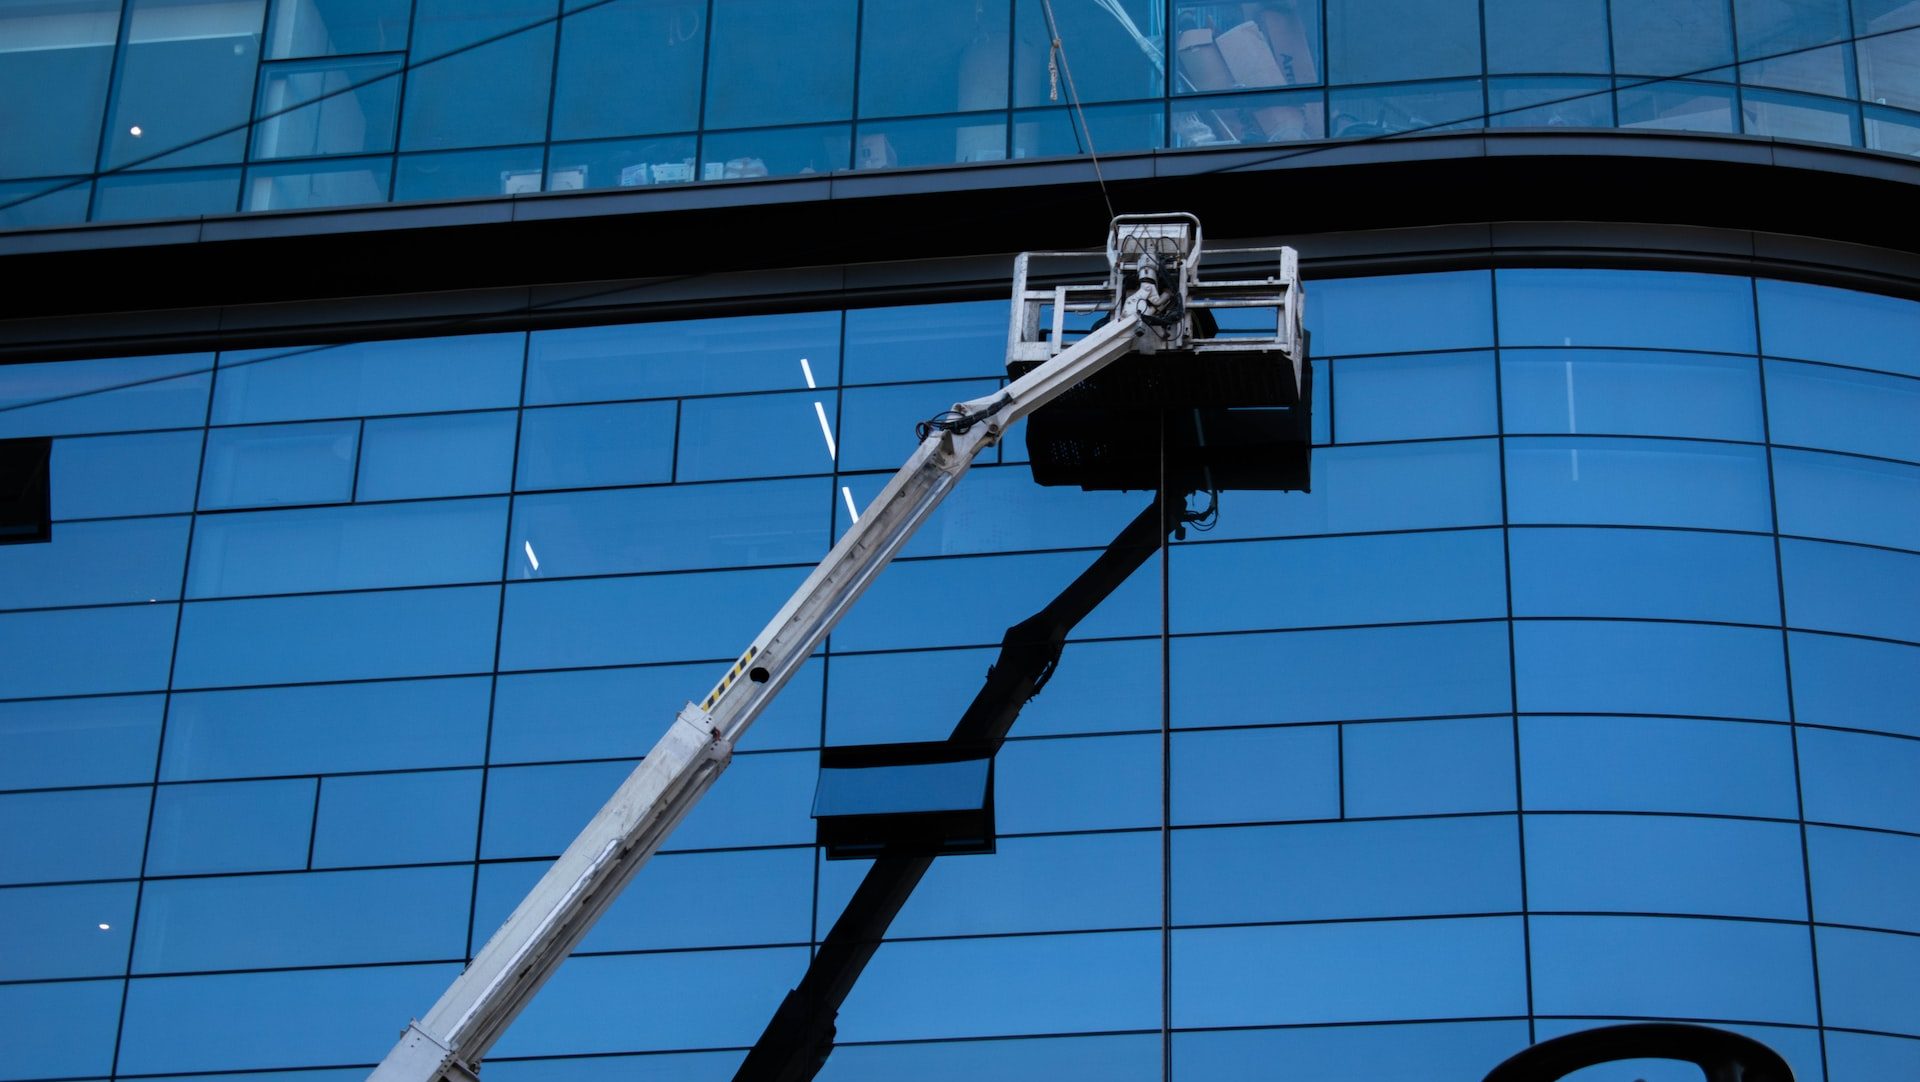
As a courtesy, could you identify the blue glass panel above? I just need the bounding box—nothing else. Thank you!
[251,56,401,159]
[836,549,1158,652]
[1326,0,1480,83]
[1829,1032,1920,1081]
[394,144,546,200]
[704,0,855,127]
[1809,825,1920,934]
[163,677,490,778]
[1174,622,1512,725]
[1758,279,1920,378]
[1170,528,1507,632]
[844,302,1003,383]
[116,962,460,1073]
[1177,1021,1527,1082]
[92,166,243,220]
[1782,538,1920,642]
[1534,1020,1823,1082]
[1173,917,1526,1027]
[399,0,556,151]
[486,1052,741,1082]
[515,401,675,490]
[816,757,987,815]
[1799,726,1920,833]
[0,882,137,979]
[0,979,123,1081]
[1865,102,1920,156]
[550,0,705,141]
[1011,0,1159,106]
[190,497,506,597]
[1816,926,1920,1036]
[0,604,178,698]
[699,123,852,178]
[1328,79,1484,137]
[827,638,1157,744]
[839,379,998,472]
[678,390,840,481]
[1174,816,1522,925]
[1855,17,1920,112]
[147,777,314,874]
[1743,87,1859,144]
[1504,437,1773,531]
[1514,620,1788,719]
[0,1,119,179]
[1190,439,1503,540]
[0,179,93,229]
[1011,101,1166,158]
[1612,0,1735,74]
[1766,359,1920,463]
[310,769,480,867]
[492,948,805,1056]
[1620,76,1737,134]
[103,0,267,169]
[1497,270,1755,352]
[473,846,812,953]
[839,931,1159,1041]
[856,112,1009,167]
[242,154,393,211]
[500,565,805,668]
[542,135,699,191]
[997,732,1160,833]
[134,865,468,971]
[857,831,1158,938]
[1774,449,1920,552]
[1488,76,1616,126]
[1528,915,1816,1023]
[0,353,210,438]
[825,1033,1160,1082]
[1305,271,1492,356]
[0,786,149,884]
[1172,724,1339,825]
[1346,715,1516,816]
[1525,814,1806,919]
[265,0,411,57]
[214,333,524,423]
[1508,527,1780,623]
[356,410,516,500]
[1519,716,1799,817]
[1332,351,1495,441]
[1484,0,1609,72]
[199,419,358,509]
[493,659,820,761]
[0,516,189,608]
[1501,349,1763,440]
[512,478,826,579]
[528,311,840,404]
[839,466,1163,557]
[0,695,163,790]
[1788,631,1920,739]
[1171,88,1328,145]
[859,0,1008,118]
[50,430,202,519]
[172,585,500,687]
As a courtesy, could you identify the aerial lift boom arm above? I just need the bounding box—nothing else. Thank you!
[367,215,1289,1082]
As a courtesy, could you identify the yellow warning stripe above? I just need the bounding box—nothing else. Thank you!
[700,644,759,711]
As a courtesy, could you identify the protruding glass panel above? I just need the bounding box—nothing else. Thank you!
[0,786,151,884]
[199,419,358,509]
[1012,0,1163,107]
[1520,715,1799,817]
[1346,716,1516,815]
[855,113,1010,169]
[1618,78,1739,132]
[1326,0,1479,83]
[394,144,546,201]
[1500,349,1762,440]
[399,0,556,151]
[705,0,856,128]
[1484,0,1608,73]
[104,0,268,169]
[542,135,698,191]
[1489,76,1614,127]
[146,777,315,874]
[0,0,121,179]
[1172,88,1326,146]
[1612,0,1735,76]
[250,56,401,159]
[550,0,705,141]
[1172,2,1323,94]
[1529,916,1817,1023]
[1328,78,1483,137]
[266,0,409,57]
[51,429,203,518]
[1012,101,1166,158]
[698,123,852,179]
[861,0,1010,118]
[92,166,242,220]
[0,695,163,791]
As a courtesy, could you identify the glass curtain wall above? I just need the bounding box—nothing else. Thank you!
[2,269,1919,1080]
[4,0,1920,226]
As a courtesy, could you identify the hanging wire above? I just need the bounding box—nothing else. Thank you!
[1037,0,1118,223]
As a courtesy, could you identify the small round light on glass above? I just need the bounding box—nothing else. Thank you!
[128,125,142,137]
[97,923,111,931]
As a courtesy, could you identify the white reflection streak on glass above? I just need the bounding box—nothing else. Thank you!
[523,540,540,576]
[1564,338,1580,481]
[842,486,860,524]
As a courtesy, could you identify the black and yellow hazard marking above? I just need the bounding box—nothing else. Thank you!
[701,644,759,712]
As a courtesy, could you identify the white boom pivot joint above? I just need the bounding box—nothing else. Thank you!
[368,214,1304,1082]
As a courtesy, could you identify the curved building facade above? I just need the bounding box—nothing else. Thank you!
[2,3,1919,1082]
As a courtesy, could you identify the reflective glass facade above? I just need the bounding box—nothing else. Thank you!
[4,0,1920,227]
[3,269,1919,1079]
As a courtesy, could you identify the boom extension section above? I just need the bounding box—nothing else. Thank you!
[368,213,1304,1082]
